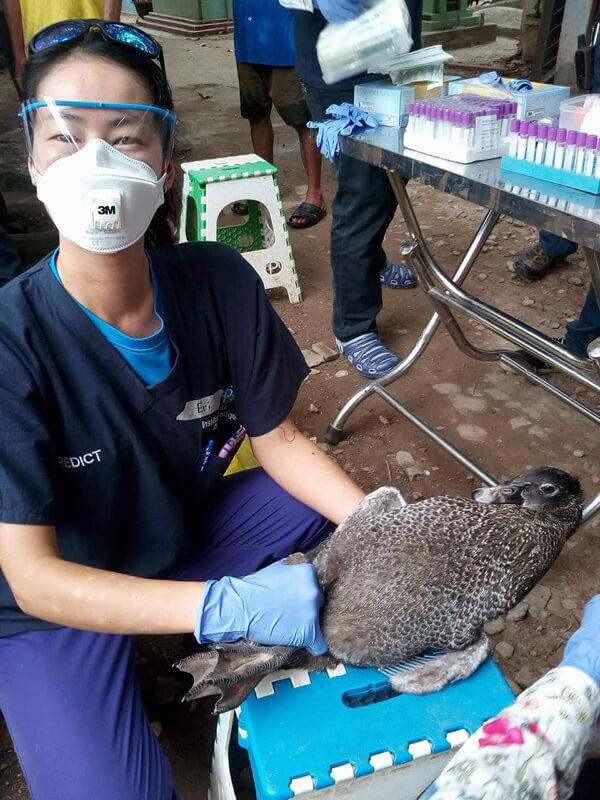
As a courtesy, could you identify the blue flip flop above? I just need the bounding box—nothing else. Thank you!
[380,261,416,289]
[336,333,399,378]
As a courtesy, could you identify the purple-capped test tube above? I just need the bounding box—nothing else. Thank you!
[583,133,598,175]
[500,102,511,136]
[508,117,520,158]
[544,126,557,167]
[425,104,433,137]
[535,125,548,164]
[464,112,475,148]
[451,109,462,144]
[553,128,567,169]
[563,130,578,171]
[442,107,450,139]
[516,120,529,160]
[525,122,538,161]
[407,101,416,135]
[575,131,587,173]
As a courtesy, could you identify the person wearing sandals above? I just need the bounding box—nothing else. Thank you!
[0,21,367,799]
[232,0,327,229]
[292,0,422,379]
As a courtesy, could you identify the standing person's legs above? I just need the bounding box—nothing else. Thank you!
[248,114,275,163]
[0,628,179,800]
[564,285,600,358]
[294,124,325,212]
[515,230,578,281]
[267,66,326,225]
[234,62,275,214]
[301,84,414,377]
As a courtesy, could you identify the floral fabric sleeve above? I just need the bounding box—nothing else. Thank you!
[424,666,600,800]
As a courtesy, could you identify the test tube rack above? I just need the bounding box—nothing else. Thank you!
[501,121,600,195]
[500,156,600,195]
[403,95,516,164]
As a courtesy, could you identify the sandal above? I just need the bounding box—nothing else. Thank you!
[380,261,416,289]
[231,201,248,216]
[336,333,399,378]
[287,202,327,229]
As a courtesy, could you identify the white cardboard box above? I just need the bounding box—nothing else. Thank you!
[448,78,570,124]
[354,82,415,128]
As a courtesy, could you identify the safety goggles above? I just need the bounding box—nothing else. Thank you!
[28,19,166,74]
[21,98,177,171]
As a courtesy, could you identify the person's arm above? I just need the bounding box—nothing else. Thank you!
[2,0,26,93]
[425,666,600,800]
[0,522,327,652]
[103,0,122,21]
[250,416,366,525]
[0,523,203,633]
[425,595,600,800]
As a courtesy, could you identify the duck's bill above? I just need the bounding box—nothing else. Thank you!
[471,482,530,505]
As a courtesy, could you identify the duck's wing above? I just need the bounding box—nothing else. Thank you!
[311,487,408,585]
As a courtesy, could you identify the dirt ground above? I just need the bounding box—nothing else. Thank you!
[2,30,600,800]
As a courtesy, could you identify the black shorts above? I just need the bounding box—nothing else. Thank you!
[236,62,311,127]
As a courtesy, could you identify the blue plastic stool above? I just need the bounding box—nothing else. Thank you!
[208,655,515,800]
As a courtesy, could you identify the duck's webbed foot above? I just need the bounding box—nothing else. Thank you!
[286,650,340,672]
[389,633,489,695]
[174,641,295,713]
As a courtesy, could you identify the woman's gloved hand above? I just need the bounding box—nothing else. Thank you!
[195,561,328,656]
[560,594,600,686]
[315,0,365,23]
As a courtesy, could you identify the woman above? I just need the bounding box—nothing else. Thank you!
[0,19,365,799]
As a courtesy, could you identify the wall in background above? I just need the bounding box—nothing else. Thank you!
[556,0,591,87]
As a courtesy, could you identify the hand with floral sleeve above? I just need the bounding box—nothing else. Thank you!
[424,596,600,800]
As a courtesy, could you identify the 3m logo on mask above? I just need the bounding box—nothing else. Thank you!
[90,191,121,230]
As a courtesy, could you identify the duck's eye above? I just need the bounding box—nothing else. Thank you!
[539,483,558,496]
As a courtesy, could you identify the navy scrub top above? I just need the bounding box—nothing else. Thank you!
[0,242,309,637]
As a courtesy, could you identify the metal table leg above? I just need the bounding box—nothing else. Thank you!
[325,173,501,445]
[325,170,600,521]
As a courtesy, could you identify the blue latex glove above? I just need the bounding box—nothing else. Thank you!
[307,102,379,160]
[314,0,365,22]
[478,70,533,92]
[560,594,600,686]
[195,561,328,656]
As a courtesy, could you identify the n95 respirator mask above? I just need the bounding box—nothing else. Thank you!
[33,139,167,254]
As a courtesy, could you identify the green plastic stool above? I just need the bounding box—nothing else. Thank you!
[180,155,302,303]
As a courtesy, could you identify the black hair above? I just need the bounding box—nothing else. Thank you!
[23,30,180,247]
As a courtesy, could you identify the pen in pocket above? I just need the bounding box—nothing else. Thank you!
[200,439,215,472]
[217,425,247,459]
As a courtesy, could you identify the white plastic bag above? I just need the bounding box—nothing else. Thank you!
[370,45,454,88]
[316,0,413,86]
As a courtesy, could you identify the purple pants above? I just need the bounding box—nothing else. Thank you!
[0,468,333,800]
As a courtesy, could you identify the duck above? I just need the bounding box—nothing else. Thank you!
[176,466,583,713]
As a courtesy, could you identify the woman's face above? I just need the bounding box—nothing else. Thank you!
[28,52,168,177]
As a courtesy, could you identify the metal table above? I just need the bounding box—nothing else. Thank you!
[325,129,600,523]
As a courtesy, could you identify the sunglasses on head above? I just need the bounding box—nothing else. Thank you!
[28,19,166,73]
